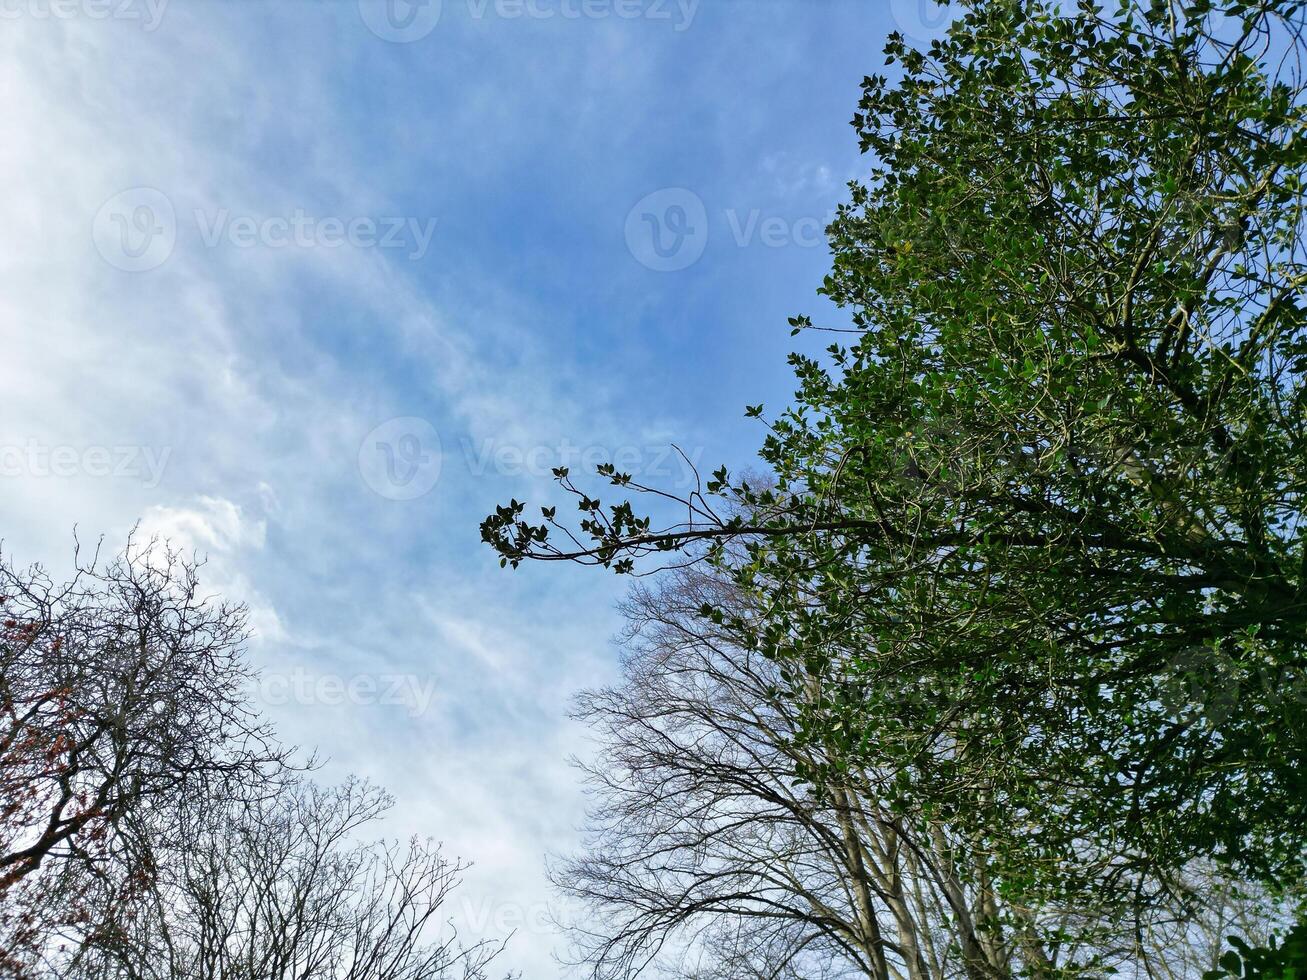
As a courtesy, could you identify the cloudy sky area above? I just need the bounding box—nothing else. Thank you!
[0,0,943,973]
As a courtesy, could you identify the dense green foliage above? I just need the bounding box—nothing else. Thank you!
[485,0,1307,961]
[1205,921,1307,978]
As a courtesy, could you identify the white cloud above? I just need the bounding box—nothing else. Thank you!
[0,10,635,977]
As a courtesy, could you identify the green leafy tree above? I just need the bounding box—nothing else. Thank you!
[485,0,1307,948]
[1205,921,1307,979]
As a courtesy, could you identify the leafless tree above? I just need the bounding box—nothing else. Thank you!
[51,777,510,980]
[1,536,511,979]
[555,567,1292,980]
[0,537,288,972]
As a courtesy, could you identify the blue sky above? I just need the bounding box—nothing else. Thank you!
[0,0,940,973]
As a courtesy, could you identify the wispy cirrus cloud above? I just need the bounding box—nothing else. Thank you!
[0,2,892,973]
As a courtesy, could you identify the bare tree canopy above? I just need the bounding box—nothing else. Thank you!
[1,538,288,967]
[55,777,508,980]
[1,539,510,980]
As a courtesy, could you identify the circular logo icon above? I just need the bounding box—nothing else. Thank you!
[92,187,176,272]
[358,0,442,42]
[1158,645,1240,728]
[889,0,959,46]
[890,0,1077,48]
[358,417,442,500]
[624,187,708,272]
